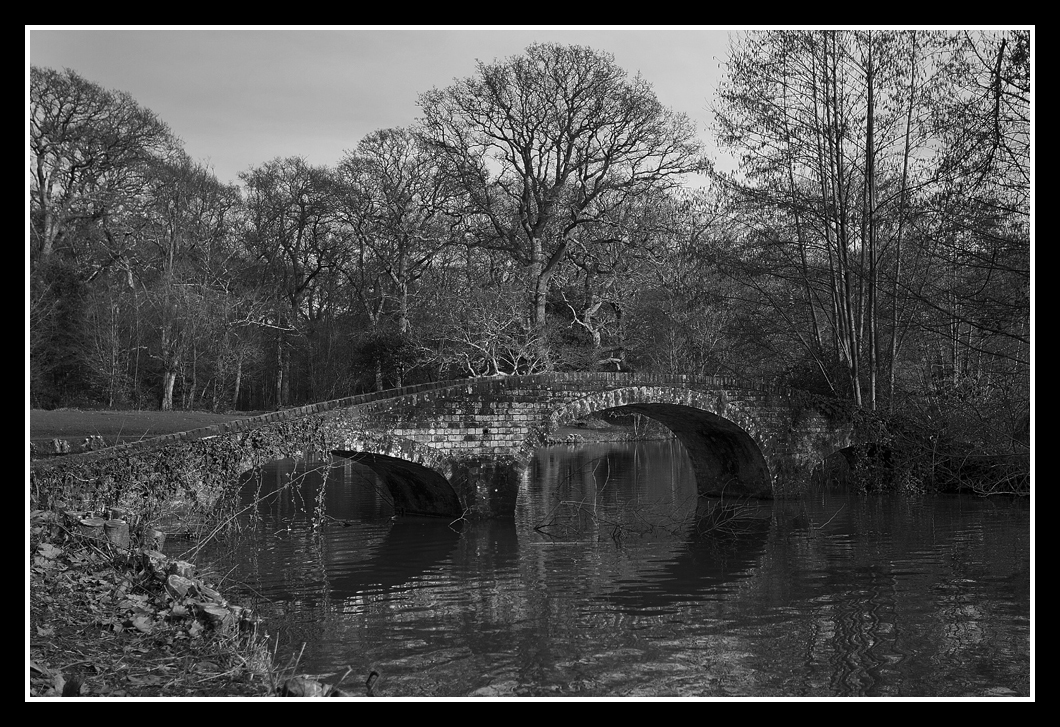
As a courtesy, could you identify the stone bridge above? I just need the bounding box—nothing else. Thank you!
[29,373,853,521]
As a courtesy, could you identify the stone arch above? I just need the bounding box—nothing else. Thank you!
[547,387,774,499]
[329,433,462,517]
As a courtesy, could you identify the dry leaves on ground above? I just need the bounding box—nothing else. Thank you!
[29,510,270,698]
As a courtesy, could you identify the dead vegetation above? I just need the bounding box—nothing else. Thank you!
[28,509,273,698]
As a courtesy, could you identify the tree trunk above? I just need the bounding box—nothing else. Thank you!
[274,332,285,408]
[863,31,878,410]
[889,33,919,407]
[160,368,176,411]
[232,351,243,411]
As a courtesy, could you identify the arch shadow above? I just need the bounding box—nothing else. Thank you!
[332,450,462,518]
[549,389,774,499]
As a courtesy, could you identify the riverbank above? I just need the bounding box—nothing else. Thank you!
[29,512,275,697]
[28,408,279,698]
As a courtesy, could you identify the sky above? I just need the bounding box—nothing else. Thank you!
[27,26,740,187]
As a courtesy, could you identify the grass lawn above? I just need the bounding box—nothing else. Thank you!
[29,409,255,447]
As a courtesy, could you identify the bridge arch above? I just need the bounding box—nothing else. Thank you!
[547,387,774,499]
[329,433,463,518]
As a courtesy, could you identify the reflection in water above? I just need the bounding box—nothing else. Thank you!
[598,500,772,615]
[186,442,1031,698]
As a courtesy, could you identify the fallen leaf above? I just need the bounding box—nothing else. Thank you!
[130,614,154,633]
[37,543,62,559]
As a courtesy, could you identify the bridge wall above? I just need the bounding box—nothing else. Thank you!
[29,374,852,523]
[351,375,852,501]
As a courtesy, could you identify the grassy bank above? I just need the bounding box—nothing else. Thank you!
[29,408,253,449]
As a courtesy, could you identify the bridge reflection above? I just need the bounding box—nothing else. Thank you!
[324,518,464,598]
[595,501,772,614]
[228,455,774,613]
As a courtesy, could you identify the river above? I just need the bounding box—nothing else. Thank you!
[174,440,1031,698]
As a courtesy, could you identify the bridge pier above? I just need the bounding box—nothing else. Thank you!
[449,456,526,520]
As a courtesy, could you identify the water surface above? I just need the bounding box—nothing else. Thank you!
[178,441,1031,698]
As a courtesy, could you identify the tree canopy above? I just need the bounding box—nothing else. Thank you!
[29,35,1030,477]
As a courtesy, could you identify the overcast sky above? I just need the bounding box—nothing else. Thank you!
[28,26,741,187]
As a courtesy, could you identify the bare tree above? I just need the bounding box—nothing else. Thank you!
[712,31,951,404]
[30,66,173,264]
[333,128,466,388]
[240,157,340,406]
[418,43,704,365]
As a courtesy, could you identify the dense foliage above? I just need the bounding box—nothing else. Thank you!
[29,33,1030,484]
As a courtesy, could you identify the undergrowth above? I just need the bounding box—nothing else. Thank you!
[28,509,275,698]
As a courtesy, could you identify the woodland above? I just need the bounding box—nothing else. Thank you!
[30,31,1031,492]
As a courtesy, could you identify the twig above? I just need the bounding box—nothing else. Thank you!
[813,504,845,530]
[178,464,323,560]
[324,665,354,696]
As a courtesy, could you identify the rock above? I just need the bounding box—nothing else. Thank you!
[278,677,326,697]
[471,680,518,697]
[166,574,197,598]
[167,560,196,579]
[143,528,166,550]
[82,435,106,451]
[365,669,380,696]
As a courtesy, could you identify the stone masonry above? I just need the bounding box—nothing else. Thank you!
[30,373,853,520]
